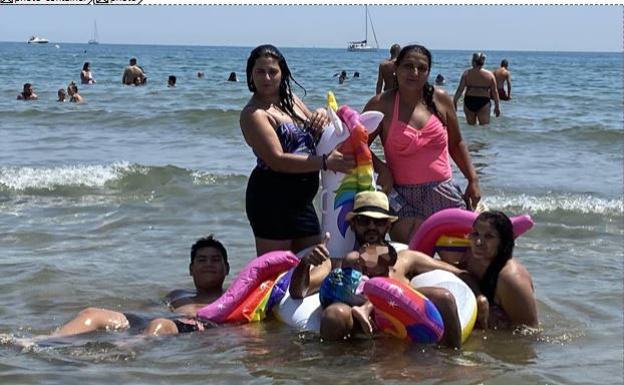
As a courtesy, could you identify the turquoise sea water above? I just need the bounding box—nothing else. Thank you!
[0,42,622,384]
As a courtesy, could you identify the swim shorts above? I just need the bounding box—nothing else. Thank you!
[392,179,466,220]
[319,268,368,308]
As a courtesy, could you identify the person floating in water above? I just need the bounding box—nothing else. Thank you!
[67,82,84,103]
[197,71,205,78]
[168,75,177,87]
[57,88,66,102]
[43,235,230,338]
[338,70,348,84]
[227,72,238,82]
[353,71,360,78]
[435,74,445,85]
[17,83,38,100]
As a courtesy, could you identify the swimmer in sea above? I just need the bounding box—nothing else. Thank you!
[227,72,238,82]
[48,235,230,337]
[168,75,177,87]
[17,83,38,100]
[67,82,84,103]
[493,59,512,101]
[57,88,66,102]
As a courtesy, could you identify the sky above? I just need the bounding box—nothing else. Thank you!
[0,5,621,52]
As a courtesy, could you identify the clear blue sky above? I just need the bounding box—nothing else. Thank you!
[1,5,621,52]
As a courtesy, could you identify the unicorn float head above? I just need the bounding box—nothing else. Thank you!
[316,92,384,259]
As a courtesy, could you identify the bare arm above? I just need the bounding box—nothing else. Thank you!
[436,90,481,210]
[375,63,384,95]
[289,244,333,299]
[506,73,512,98]
[453,72,467,110]
[363,93,393,193]
[489,73,501,116]
[240,108,325,173]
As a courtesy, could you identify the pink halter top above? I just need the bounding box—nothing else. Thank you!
[383,92,452,185]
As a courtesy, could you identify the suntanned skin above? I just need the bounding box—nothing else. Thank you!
[52,245,229,337]
[376,44,400,94]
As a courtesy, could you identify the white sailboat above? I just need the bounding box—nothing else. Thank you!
[347,5,379,52]
[88,20,99,45]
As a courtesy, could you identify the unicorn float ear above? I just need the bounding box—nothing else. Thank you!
[358,111,384,134]
[316,91,350,155]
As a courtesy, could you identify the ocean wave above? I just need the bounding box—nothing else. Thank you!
[0,163,245,194]
[484,193,623,217]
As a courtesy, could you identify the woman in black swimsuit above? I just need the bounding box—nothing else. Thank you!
[240,45,355,256]
[453,52,501,125]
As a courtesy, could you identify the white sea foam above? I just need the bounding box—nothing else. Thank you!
[484,193,624,216]
[0,162,134,191]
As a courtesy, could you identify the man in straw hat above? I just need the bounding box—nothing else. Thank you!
[290,191,464,348]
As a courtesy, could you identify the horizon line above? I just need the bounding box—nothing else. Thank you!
[2,40,620,54]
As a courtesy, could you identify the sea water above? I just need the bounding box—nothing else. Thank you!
[0,42,622,384]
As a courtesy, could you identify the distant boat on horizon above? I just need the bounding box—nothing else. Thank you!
[347,5,379,52]
[88,20,99,45]
[27,36,49,44]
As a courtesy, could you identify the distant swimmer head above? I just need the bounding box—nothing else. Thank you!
[472,52,486,67]
[227,72,238,82]
[168,75,176,87]
[435,74,445,85]
[57,88,66,102]
[501,59,509,68]
[129,57,137,65]
[197,71,205,78]
[82,62,90,71]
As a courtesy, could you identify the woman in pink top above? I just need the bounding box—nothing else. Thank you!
[363,44,481,243]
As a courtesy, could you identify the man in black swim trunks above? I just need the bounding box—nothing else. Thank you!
[51,235,229,337]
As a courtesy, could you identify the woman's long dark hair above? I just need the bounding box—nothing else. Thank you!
[246,44,307,124]
[474,211,515,303]
[395,44,443,123]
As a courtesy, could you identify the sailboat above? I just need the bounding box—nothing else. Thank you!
[347,5,379,52]
[88,20,99,45]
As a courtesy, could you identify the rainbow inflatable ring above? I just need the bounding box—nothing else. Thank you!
[409,208,534,256]
[196,250,298,324]
[363,277,444,343]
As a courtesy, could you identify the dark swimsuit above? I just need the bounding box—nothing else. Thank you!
[464,84,491,113]
[246,121,321,240]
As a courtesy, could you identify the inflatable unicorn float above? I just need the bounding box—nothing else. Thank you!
[196,92,535,346]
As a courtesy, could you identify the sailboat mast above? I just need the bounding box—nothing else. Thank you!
[365,5,368,42]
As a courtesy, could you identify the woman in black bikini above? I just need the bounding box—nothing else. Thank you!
[453,52,500,125]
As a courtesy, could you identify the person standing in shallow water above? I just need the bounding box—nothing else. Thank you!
[376,43,401,94]
[364,44,481,244]
[453,52,500,125]
[493,59,512,101]
[240,44,355,256]
[17,83,37,100]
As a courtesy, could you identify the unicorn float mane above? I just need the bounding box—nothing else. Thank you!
[316,92,384,257]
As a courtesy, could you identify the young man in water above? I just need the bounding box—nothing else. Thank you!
[493,59,512,100]
[375,44,400,94]
[17,83,38,100]
[122,57,146,85]
[290,191,464,348]
[52,235,229,337]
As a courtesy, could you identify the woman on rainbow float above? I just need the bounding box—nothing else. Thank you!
[363,44,481,244]
[240,44,355,256]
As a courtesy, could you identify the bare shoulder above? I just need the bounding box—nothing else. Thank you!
[364,91,386,111]
[498,258,533,292]
[240,103,269,127]
[433,87,452,103]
